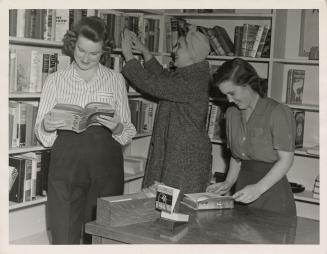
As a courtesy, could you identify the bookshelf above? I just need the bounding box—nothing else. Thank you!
[8,8,320,244]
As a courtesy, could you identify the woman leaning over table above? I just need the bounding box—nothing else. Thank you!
[207,58,297,216]
[34,16,136,244]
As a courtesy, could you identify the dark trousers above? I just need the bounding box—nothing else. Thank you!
[47,126,124,244]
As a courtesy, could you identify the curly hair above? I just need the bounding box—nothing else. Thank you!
[62,16,113,57]
[213,58,268,97]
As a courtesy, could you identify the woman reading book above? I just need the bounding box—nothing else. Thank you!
[207,58,297,216]
[34,16,136,244]
[121,26,212,197]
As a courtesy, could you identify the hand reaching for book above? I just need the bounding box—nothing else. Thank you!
[121,28,152,62]
[96,114,123,135]
[206,180,233,195]
[121,28,134,62]
[43,112,66,132]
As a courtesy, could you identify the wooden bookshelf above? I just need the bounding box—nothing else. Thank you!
[9,146,49,155]
[286,104,319,112]
[9,92,42,99]
[9,196,48,211]
[294,190,319,204]
[9,36,63,48]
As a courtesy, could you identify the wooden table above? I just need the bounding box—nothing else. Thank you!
[85,204,319,244]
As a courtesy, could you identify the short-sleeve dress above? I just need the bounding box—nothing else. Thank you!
[226,97,296,216]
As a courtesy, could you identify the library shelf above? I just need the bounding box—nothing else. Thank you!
[9,196,48,211]
[9,146,49,155]
[286,104,319,112]
[9,92,42,99]
[164,12,274,20]
[206,55,271,63]
[294,190,319,205]
[294,147,319,158]
[273,58,319,65]
[133,133,152,139]
[9,36,63,48]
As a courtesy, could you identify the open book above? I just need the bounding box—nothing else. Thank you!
[49,102,115,133]
[181,192,234,210]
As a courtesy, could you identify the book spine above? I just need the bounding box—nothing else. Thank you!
[255,25,269,58]
[249,25,264,57]
[234,26,243,56]
[214,26,234,56]
[292,110,305,148]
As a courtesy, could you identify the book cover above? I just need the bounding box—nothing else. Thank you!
[155,185,180,213]
[213,25,234,56]
[181,192,234,210]
[9,156,26,203]
[49,102,115,133]
[55,9,69,42]
[234,26,243,56]
[255,25,270,58]
[286,69,305,104]
[292,110,305,148]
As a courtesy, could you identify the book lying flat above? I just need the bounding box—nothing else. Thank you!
[181,192,234,210]
[49,102,115,133]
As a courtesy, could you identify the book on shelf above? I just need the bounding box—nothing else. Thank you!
[286,69,305,104]
[234,26,243,56]
[128,98,156,134]
[241,24,259,57]
[213,26,234,56]
[255,26,270,58]
[260,28,271,58]
[207,104,225,141]
[9,166,18,192]
[49,102,115,133]
[292,110,305,148]
[9,101,39,148]
[248,25,264,58]
[181,192,234,210]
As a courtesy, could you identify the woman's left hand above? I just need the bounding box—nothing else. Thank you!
[96,114,123,135]
[232,184,263,204]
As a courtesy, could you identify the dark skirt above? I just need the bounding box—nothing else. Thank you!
[235,160,296,216]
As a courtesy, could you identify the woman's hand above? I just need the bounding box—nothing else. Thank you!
[96,114,123,135]
[42,113,65,132]
[232,184,263,204]
[121,28,134,62]
[206,180,234,195]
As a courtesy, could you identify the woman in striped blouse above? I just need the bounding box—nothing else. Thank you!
[34,16,136,244]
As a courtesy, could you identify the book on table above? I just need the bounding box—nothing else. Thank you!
[49,102,115,133]
[181,192,234,210]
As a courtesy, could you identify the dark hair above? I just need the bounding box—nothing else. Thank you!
[213,58,267,97]
[62,16,112,57]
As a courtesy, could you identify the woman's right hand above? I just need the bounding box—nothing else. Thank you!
[206,180,234,195]
[42,113,65,132]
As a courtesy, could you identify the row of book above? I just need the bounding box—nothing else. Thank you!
[205,104,305,148]
[129,99,157,135]
[286,69,305,105]
[166,18,271,58]
[9,151,51,203]
[9,48,71,93]
[206,104,226,141]
[9,9,96,41]
[100,10,161,52]
[9,101,39,149]
[313,175,319,199]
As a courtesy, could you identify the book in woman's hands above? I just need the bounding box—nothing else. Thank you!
[181,192,234,210]
[49,102,115,133]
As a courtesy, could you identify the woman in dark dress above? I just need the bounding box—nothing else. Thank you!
[121,26,212,196]
[207,58,296,216]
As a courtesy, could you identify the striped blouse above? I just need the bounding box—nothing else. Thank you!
[34,62,136,147]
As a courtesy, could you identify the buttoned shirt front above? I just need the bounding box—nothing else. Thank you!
[226,97,296,163]
[35,62,136,147]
